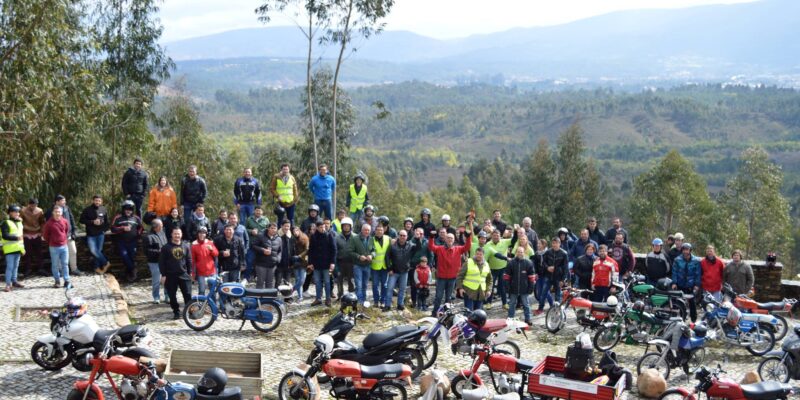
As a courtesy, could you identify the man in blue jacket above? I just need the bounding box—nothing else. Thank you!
[672,242,701,322]
[233,168,262,222]
[308,164,336,220]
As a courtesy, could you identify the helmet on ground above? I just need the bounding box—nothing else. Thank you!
[606,296,618,307]
[441,214,451,221]
[557,227,569,235]
[467,309,487,328]
[652,238,663,246]
[121,200,135,210]
[340,217,353,227]
[420,208,432,217]
[378,216,390,225]
[656,277,673,291]
[681,242,693,250]
[197,367,228,395]
[340,292,358,313]
[308,204,320,213]
[7,204,21,213]
[633,301,645,312]
[273,204,285,216]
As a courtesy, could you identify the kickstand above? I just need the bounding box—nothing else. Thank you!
[239,319,246,331]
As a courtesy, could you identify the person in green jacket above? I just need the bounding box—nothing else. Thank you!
[349,223,375,305]
[244,206,269,281]
[485,229,513,308]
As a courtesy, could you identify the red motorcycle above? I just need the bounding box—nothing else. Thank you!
[659,365,793,399]
[278,334,412,400]
[723,283,797,341]
[545,286,620,333]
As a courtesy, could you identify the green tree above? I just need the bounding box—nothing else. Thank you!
[553,122,603,232]
[517,139,557,238]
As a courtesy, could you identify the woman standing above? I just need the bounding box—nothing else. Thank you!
[147,176,177,218]
[291,226,309,302]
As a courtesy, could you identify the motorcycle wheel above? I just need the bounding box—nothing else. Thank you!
[183,300,216,331]
[450,374,480,399]
[31,341,72,371]
[399,348,424,379]
[658,389,693,400]
[492,341,521,358]
[758,356,790,383]
[251,302,283,333]
[771,314,789,341]
[545,305,563,333]
[673,302,687,321]
[278,371,316,400]
[746,323,775,356]
[593,325,622,352]
[421,334,439,370]
[368,380,407,400]
[637,352,671,380]
[66,388,99,400]
[686,348,705,374]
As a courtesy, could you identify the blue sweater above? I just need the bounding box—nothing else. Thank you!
[308,174,336,200]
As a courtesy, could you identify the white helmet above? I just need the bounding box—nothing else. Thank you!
[441,214,451,221]
[340,217,353,227]
[606,296,618,307]
[314,334,335,354]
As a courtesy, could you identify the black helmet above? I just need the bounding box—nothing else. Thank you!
[273,204,285,216]
[633,301,645,312]
[693,323,707,338]
[378,216,390,225]
[308,204,320,213]
[7,204,21,213]
[364,205,376,212]
[420,208,431,217]
[197,367,227,395]
[340,292,358,313]
[656,277,673,291]
[467,309,487,328]
[121,200,135,210]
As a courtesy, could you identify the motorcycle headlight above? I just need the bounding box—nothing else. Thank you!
[173,392,191,400]
[705,304,715,313]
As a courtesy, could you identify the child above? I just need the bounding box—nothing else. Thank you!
[414,256,434,311]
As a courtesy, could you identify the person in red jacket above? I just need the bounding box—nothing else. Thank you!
[43,206,71,288]
[701,245,724,302]
[591,244,619,302]
[191,227,219,295]
[428,230,471,316]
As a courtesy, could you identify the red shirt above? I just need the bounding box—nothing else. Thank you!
[191,239,219,278]
[428,235,472,279]
[42,218,70,247]
[701,256,724,292]
[592,257,619,288]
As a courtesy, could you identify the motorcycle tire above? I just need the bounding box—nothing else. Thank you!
[251,302,283,333]
[637,352,671,380]
[368,380,407,400]
[31,341,72,371]
[492,340,521,359]
[421,334,439,370]
[66,388,99,400]
[746,323,775,356]
[278,371,317,400]
[450,374,481,399]
[658,389,694,400]
[771,314,789,341]
[71,354,93,372]
[758,356,790,383]
[399,348,425,379]
[183,300,216,331]
[545,305,564,333]
[673,302,687,321]
[593,325,622,352]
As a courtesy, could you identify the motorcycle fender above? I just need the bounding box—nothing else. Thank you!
[416,317,439,329]
[190,295,219,315]
[74,381,104,400]
[458,370,484,386]
[36,334,57,345]
[763,350,785,358]
[665,387,695,399]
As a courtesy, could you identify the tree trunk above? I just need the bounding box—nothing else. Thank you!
[331,0,353,212]
[306,11,318,171]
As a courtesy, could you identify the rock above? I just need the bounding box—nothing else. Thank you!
[419,370,450,397]
[741,370,761,384]
[637,369,666,398]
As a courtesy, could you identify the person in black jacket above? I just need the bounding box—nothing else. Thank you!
[276,220,294,286]
[586,217,606,248]
[214,224,246,283]
[573,242,596,290]
[180,165,207,220]
[604,217,628,246]
[185,203,211,242]
[251,222,282,289]
[384,230,417,311]
[536,237,569,314]
[111,201,143,282]
[502,246,535,324]
[79,195,110,274]
[121,158,149,216]
[308,221,337,307]
[645,238,671,285]
[144,219,168,303]
[413,208,437,238]
[159,228,192,319]
[162,208,184,241]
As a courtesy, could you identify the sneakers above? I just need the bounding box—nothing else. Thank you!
[12,282,24,288]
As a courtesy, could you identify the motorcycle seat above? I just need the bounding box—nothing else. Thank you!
[360,363,406,379]
[479,319,507,334]
[93,329,119,348]
[195,387,243,400]
[116,324,142,342]
[739,381,792,400]
[653,289,684,297]
[591,303,617,314]
[755,301,785,310]
[363,325,419,349]
[243,288,278,297]
[515,359,536,372]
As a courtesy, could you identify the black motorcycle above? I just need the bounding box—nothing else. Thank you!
[758,325,800,383]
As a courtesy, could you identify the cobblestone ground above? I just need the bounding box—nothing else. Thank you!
[3,274,800,399]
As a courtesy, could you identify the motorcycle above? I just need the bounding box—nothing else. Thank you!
[658,365,794,400]
[593,300,680,352]
[66,333,245,400]
[545,285,620,334]
[629,276,689,320]
[278,334,412,400]
[723,283,795,341]
[449,339,535,399]
[636,321,708,380]
[702,293,776,356]
[758,325,800,383]
[31,286,152,372]
[183,274,290,333]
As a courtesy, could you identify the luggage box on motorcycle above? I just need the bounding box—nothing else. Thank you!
[165,349,263,399]
[528,356,625,400]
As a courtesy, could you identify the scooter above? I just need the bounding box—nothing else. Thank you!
[67,333,245,400]
[723,283,795,341]
[183,274,290,333]
[31,286,152,372]
[278,334,412,400]
[544,286,619,334]
[658,365,793,399]
[701,293,776,356]
[636,321,708,380]
[758,325,800,383]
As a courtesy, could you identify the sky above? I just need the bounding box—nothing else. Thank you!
[159,0,759,43]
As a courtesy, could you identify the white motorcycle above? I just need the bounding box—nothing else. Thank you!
[30,286,153,371]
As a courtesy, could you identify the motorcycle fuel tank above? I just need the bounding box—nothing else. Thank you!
[219,283,246,297]
[323,359,362,378]
[65,314,100,343]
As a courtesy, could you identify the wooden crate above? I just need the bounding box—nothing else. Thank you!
[164,349,263,399]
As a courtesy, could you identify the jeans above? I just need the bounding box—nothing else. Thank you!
[433,278,456,316]
[489,269,507,305]
[385,271,408,308]
[464,297,484,311]
[196,274,217,295]
[313,268,331,301]
[592,286,610,302]
[165,275,192,314]
[256,266,275,289]
[49,245,69,283]
[147,262,168,301]
[5,253,21,286]
[86,234,107,269]
[183,202,196,223]
[129,194,144,217]
[244,249,255,280]
[314,199,333,221]
[354,264,371,304]
[67,238,77,271]
[223,269,241,283]
[416,288,430,310]
[536,277,553,310]
[371,269,388,305]
[238,203,255,225]
[294,268,307,300]
[275,204,296,226]
[508,294,532,322]
[116,240,137,273]
[23,236,43,274]
[681,287,698,322]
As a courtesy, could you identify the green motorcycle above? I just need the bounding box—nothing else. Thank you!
[593,299,678,351]
[630,276,688,321]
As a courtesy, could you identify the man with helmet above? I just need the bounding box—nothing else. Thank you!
[413,208,437,238]
[3,205,26,292]
[439,214,456,236]
[346,172,369,222]
[645,238,670,285]
[470,231,490,258]
[377,216,397,239]
[591,245,619,302]
[667,232,685,265]
[457,247,492,311]
[358,205,378,233]
[300,204,320,235]
[671,242,701,322]
[334,217,356,298]
[111,200,144,282]
[269,163,298,225]
[402,217,414,236]
[308,163,336,220]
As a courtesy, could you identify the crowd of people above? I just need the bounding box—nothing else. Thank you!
[1,158,759,323]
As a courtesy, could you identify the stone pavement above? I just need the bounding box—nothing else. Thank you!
[3,273,800,399]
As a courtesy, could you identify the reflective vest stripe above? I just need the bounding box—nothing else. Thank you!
[463,258,490,291]
[276,176,295,203]
[332,219,342,233]
[2,220,25,255]
[349,184,367,213]
[371,236,389,270]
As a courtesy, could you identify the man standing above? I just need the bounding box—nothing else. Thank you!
[385,229,416,311]
[43,206,70,288]
[159,228,192,319]
[227,214,249,260]
[521,217,539,251]
[180,165,207,220]
[700,245,724,302]
[234,167,262,223]
[244,206,268,281]
[485,229,512,309]
[428,230,472,316]
[645,238,670,285]
[605,217,628,246]
[490,210,507,237]
[568,229,598,263]
[308,163,336,220]
[20,198,45,277]
[586,217,606,248]
[191,227,219,295]
[79,195,110,274]
[251,223,282,289]
[591,245,619,302]
[269,164,299,225]
[308,221,336,306]
[408,227,432,309]
[215,224,246,283]
[503,246,535,324]
[413,208,437,238]
[724,250,754,296]
[185,203,211,242]
[111,200,143,282]
[350,224,374,306]
[371,225,391,308]
[334,218,356,298]
[672,243,701,322]
[667,233,685,266]
[3,205,26,292]
[536,237,568,315]
[457,247,492,311]
[121,157,149,217]
[608,232,635,279]
[144,219,168,303]
[276,220,294,285]
[346,173,369,222]
[47,195,80,276]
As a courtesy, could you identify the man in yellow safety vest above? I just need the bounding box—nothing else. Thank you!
[270,163,299,225]
[371,225,391,308]
[457,248,492,311]
[346,172,369,222]
[3,205,26,292]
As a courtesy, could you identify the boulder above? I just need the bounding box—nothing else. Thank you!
[637,369,667,398]
[740,370,761,385]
